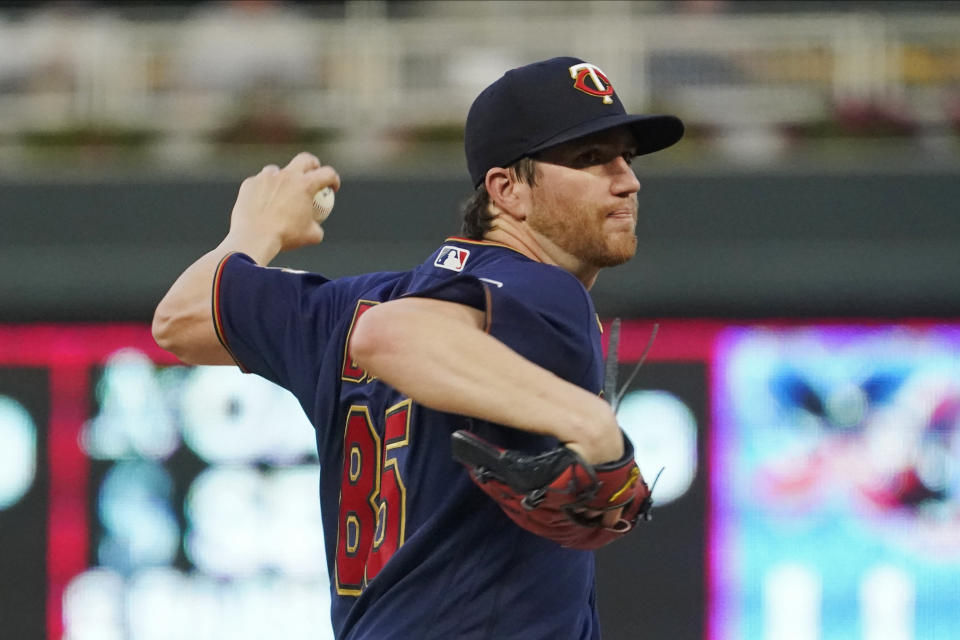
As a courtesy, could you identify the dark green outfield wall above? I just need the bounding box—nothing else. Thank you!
[1,170,958,321]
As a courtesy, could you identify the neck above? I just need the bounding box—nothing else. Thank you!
[484,223,600,290]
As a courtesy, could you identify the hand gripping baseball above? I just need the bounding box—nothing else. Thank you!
[451,429,653,550]
[229,152,340,260]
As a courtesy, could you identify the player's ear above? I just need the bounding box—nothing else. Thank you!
[485,166,531,221]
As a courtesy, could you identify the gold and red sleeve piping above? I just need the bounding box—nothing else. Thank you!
[211,252,249,372]
[481,281,493,334]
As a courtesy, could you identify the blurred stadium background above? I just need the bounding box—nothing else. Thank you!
[1,1,959,639]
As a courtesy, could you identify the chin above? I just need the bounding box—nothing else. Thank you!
[600,237,637,267]
[595,254,634,268]
[591,246,636,268]
[565,232,636,268]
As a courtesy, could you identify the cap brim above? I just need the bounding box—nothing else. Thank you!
[527,114,684,158]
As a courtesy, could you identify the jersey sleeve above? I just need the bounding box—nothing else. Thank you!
[405,269,597,388]
[212,252,345,401]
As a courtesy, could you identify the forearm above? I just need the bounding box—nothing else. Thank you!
[350,299,623,464]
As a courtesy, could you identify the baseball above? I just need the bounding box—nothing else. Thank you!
[313,186,335,223]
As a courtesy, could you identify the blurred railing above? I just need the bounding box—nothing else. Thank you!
[0,2,958,173]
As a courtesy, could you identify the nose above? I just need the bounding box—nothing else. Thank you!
[608,156,640,196]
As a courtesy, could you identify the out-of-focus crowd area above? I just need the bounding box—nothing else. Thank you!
[0,0,959,177]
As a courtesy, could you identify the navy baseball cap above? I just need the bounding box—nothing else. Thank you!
[465,56,684,187]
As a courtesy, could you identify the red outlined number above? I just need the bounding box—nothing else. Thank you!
[367,399,411,577]
[335,400,411,596]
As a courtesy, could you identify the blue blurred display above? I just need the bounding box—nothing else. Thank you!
[713,325,960,640]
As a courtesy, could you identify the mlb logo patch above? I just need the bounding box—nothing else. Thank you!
[434,246,470,272]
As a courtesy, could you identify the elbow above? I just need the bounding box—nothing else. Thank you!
[151,300,196,363]
[349,304,403,373]
[151,303,178,355]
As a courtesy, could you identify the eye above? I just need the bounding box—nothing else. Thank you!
[622,150,636,166]
[575,149,604,166]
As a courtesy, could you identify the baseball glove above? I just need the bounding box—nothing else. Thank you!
[450,429,652,550]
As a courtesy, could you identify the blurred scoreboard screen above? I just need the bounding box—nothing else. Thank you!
[1,322,958,640]
[711,325,960,640]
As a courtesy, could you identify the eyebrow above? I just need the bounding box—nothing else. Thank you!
[534,132,637,165]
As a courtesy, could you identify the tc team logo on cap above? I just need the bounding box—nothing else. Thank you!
[435,246,470,272]
[569,63,615,104]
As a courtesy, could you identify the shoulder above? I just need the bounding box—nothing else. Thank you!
[474,247,594,321]
[433,239,597,331]
[433,238,591,303]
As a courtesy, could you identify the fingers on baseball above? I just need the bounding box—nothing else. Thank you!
[259,164,280,176]
[285,151,321,173]
[307,166,341,196]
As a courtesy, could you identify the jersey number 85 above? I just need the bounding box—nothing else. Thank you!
[334,399,411,595]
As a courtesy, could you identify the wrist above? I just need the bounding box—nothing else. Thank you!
[566,402,623,465]
[221,227,283,266]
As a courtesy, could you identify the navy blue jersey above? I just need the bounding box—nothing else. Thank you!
[213,237,606,639]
